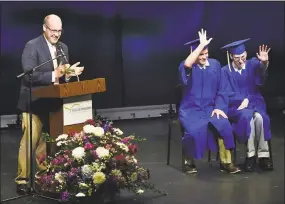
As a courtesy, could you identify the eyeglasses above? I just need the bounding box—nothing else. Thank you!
[233,55,246,62]
[44,24,63,34]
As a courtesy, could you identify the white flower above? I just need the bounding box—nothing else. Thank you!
[132,156,138,164]
[79,183,89,189]
[83,125,105,137]
[95,147,109,158]
[92,162,106,172]
[116,142,129,152]
[81,165,93,178]
[55,134,68,141]
[56,141,67,146]
[113,128,123,135]
[111,135,121,140]
[83,124,96,134]
[93,127,105,137]
[55,172,65,184]
[72,147,86,159]
[137,189,144,194]
[76,193,86,197]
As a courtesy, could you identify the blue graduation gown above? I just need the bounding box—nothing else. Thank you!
[223,57,271,142]
[178,58,235,160]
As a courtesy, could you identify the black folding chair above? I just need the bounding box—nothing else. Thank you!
[163,85,217,172]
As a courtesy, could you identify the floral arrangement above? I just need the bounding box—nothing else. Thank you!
[37,115,165,202]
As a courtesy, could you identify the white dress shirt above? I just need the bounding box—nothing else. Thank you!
[44,36,58,84]
[197,60,210,69]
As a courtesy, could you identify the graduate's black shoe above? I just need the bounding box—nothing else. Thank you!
[16,183,30,195]
[259,158,273,171]
[185,164,198,174]
[220,163,241,174]
[244,156,256,172]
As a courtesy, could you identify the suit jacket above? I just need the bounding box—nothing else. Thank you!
[17,34,69,113]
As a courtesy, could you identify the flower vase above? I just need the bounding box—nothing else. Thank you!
[66,182,118,204]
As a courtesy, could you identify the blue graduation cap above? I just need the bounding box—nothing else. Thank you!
[221,38,251,55]
[220,38,251,72]
[184,38,209,52]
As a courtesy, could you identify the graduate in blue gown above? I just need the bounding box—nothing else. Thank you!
[178,29,240,174]
[221,39,273,171]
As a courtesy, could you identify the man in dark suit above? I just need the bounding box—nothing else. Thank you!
[16,14,84,194]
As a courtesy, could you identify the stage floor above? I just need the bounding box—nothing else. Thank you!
[1,114,284,204]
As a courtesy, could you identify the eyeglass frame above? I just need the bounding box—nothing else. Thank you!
[232,53,247,62]
[44,24,64,34]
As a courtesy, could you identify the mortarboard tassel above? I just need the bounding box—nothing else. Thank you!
[227,50,231,72]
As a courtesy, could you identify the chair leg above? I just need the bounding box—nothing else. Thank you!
[216,151,219,161]
[268,139,273,165]
[182,151,186,172]
[208,151,211,163]
[233,137,237,164]
[166,121,172,165]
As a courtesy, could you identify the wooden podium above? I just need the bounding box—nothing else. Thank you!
[32,78,106,156]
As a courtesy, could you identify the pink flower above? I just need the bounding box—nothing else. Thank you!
[84,142,94,150]
[71,168,79,173]
[105,144,112,150]
[115,154,125,161]
[66,158,73,165]
[67,130,77,137]
[51,155,65,165]
[128,144,138,154]
[85,119,96,126]
[120,138,130,144]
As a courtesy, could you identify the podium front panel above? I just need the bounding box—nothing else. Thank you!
[63,94,93,126]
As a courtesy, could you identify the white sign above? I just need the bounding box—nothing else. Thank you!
[63,95,93,126]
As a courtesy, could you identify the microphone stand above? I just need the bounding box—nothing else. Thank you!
[1,55,63,203]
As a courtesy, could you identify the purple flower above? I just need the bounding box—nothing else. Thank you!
[71,167,80,174]
[103,124,109,132]
[61,191,70,202]
[67,171,76,179]
[39,174,52,185]
[67,167,80,179]
[90,150,99,159]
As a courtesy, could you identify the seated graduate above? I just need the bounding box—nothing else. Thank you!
[178,29,240,174]
[221,39,273,171]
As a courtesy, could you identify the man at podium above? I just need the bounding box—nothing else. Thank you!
[16,14,84,194]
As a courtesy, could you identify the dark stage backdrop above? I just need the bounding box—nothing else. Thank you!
[0,1,284,115]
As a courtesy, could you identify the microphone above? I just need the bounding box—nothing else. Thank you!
[56,43,80,82]
[17,54,63,78]
[56,43,68,64]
